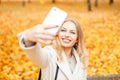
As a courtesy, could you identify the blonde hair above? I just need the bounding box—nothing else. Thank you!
[53,18,88,68]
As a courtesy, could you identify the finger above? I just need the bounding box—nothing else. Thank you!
[43,31,57,36]
[43,25,59,30]
[37,39,52,44]
[35,30,56,37]
[35,34,55,41]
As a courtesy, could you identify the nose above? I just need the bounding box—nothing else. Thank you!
[64,32,69,37]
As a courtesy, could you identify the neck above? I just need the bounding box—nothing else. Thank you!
[63,47,72,58]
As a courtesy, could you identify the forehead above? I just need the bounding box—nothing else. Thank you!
[62,21,76,30]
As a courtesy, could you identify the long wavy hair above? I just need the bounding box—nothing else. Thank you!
[53,18,88,69]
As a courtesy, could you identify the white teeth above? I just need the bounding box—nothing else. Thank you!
[62,39,70,43]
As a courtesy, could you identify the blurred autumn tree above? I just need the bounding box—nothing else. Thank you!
[88,0,114,11]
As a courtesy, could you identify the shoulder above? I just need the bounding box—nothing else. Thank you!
[43,46,58,59]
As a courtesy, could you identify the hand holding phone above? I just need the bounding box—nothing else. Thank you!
[42,7,67,35]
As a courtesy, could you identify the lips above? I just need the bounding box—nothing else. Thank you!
[62,38,71,43]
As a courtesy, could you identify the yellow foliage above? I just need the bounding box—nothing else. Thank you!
[0,1,120,79]
[40,0,45,4]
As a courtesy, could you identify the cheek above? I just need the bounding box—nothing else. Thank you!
[58,33,62,41]
[58,32,62,38]
[73,36,78,42]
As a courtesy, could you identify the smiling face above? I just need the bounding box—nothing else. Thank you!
[58,21,78,49]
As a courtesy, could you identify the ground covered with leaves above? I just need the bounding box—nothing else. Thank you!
[0,1,120,80]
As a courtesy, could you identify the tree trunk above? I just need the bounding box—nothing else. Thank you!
[28,0,31,3]
[22,0,25,6]
[52,0,55,3]
[95,0,98,7]
[109,0,114,5]
[88,0,91,11]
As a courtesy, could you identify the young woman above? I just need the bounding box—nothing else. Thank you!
[18,18,88,80]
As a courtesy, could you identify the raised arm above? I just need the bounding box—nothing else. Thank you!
[17,24,57,68]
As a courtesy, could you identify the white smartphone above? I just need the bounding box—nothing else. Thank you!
[42,7,67,35]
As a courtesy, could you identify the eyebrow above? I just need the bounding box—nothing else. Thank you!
[61,27,76,32]
[70,30,76,32]
[61,27,66,29]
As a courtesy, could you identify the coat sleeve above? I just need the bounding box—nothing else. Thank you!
[17,32,52,68]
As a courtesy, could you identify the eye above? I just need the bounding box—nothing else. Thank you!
[60,29,66,32]
[70,31,76,34]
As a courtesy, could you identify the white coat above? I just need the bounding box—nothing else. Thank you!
[18,33,87,80]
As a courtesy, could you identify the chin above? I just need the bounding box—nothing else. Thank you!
[61,44,72,48]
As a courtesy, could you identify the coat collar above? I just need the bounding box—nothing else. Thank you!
[56,52,72,79]
[56,48,83,79]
